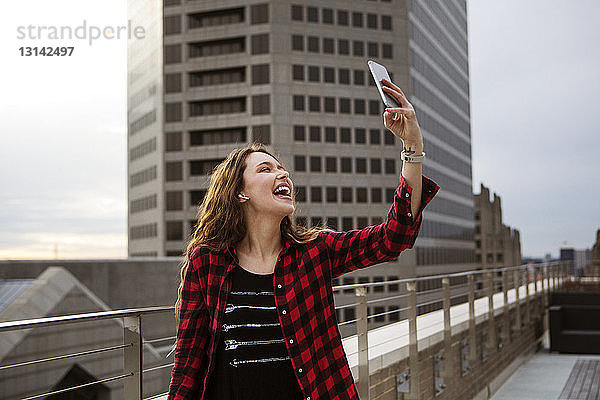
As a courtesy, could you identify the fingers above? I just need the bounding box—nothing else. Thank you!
[384,107,413,119]
[381,79,410,106]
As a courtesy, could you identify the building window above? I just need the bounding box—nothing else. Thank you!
[382,43,393,58]
[165,102,182,122]
[356,187,367,202]
[190,190,207,206]
[353,70,365,85]
[339,98,351,114]
[167,221,183,241]
[307,6,318,22]
[338,39,349,55]
[356,158,366,173]
[373,276,384,292]
[129,166,157,187]
[324,97,335,112]
[367,42,378,57]
[250,4,269,24]
[309,126,321,142]
[188,37,245,58]
[130,137,157,161]
[165,15,182,35]
[293,95,305,111]
[188,8,244,29]
[341,187,353,203]
[337,10,348,26]
[352,40,364,56]
[342,217,353,231]
[190,159,223,176]
[371,188,382,202]
[166,161,183,181]
[353,99,365,114]
[296,187,306,202]
[367,13,377,29]
[251,124,270,145]
[164,44,181,64]
[381,15,392,30]
[352,12,363,27]
[166,191,183,211]
[355,128,366,144]
[189,67,245,87]
[189,127,245,146]
[324,67,335,83]
[326,186,338,202]
[384,158,395,174]
[369,129,381,144]
[165,132,182,151]
[251,34,269,54]
[325,127,336,142]
[310,156,321,172]
[322,8,333,24]
[294,155,306,171]
[374,306,385,322]
[293,125,305,141]
[323,38,334,54]
[251,64,269,84]
[310,186,322,202]
[130,194,157,214]
[296,216,307,226]
[189,97,246,116]
[386,188,395,203]
[340,128,351,143]
[326,217,338,230]
[370,158,381,174]
[341,158,351,173]
[307,36,319,52]
[292,64,304,81]
[308,96,320,112]
[291,34,303,51]
[308,66,320,82]
[165,73,182,93]
[291,5,303,21]
[369,100,380,115]
[252,94,270,115]
[130,223,157,240]
[338,68,350,84]
[325,157,337,173]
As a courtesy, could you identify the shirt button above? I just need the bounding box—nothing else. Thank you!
[307,397,311,400]
[289,339,294,344]
[408,212,412,217]
[282,310,287,314]
[277,284,282,289]
[298,368,303,373]
[405,193,410,198]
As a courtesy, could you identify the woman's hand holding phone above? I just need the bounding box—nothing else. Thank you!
[381,78,423,154]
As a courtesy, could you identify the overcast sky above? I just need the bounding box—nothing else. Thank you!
[0,0,598,260]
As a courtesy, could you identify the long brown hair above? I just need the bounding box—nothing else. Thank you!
[175,141,334,328]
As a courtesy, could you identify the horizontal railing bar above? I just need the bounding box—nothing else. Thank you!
[143,362,174,374]
[0,306,173,332]
[144,392,170,400]
[0,343,132,371]
[143,335,177,344]
[366,293,410,305]
[21,372,133,400]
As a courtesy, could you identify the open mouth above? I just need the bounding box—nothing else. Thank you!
[273,185,293,201]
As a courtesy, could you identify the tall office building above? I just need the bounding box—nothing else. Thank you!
[127,0,475,320]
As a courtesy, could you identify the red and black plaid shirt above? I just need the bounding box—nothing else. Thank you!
[168,174,439,400]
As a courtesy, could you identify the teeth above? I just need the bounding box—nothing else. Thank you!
[274,186,290,195]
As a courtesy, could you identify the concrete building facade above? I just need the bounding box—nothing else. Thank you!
[127,0,475,322]
[474,183,522,269]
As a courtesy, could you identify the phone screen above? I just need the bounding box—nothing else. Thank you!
[367,60,401,108]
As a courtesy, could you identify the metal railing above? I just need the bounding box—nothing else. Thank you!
[0,261,571,400]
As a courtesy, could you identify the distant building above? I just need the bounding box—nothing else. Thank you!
[474,183,522,268]
[561,241,592,276]
[592,229,600,276]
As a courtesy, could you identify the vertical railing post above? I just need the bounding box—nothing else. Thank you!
[542,264,549,334]
[513,269,522,334]
[502,269,510,346]
[355,286,370,400]
[442,277,452,385]
[467,274,477,364]
[406,281,419,400]
[123,315,142,400]
[486,271,496,355]
[524,267,531,327]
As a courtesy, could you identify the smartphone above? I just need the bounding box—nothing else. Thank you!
[367,60,401,108]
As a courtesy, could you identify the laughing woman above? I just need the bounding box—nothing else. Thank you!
[167,79,439,400]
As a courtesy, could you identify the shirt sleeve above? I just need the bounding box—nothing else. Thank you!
[167,251,210,400]
[318,174,440,280]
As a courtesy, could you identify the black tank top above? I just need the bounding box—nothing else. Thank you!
[203,266,304,400]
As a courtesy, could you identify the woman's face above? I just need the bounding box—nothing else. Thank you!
[240,152,295,217]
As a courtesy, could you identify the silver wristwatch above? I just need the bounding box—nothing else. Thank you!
[401,151,426,163]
